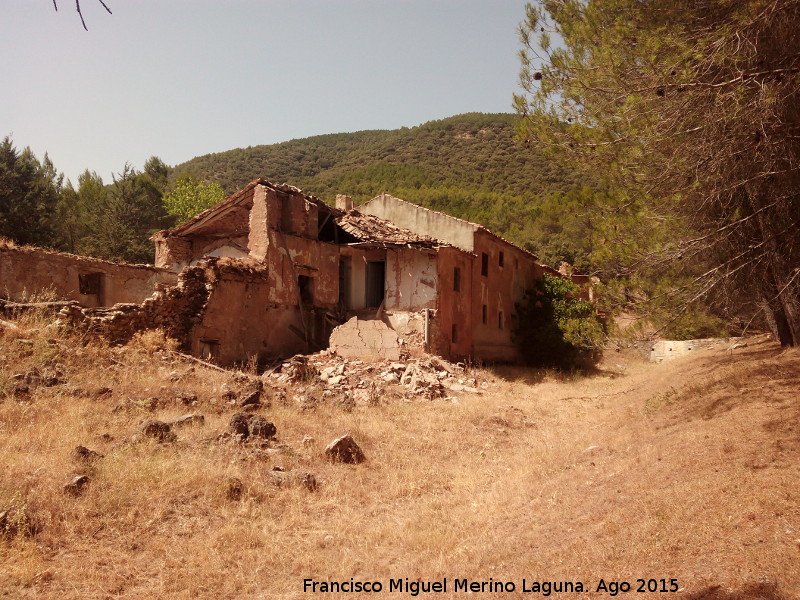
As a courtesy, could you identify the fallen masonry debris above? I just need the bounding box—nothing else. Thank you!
[328,317,402,361]
[267,349,488,405]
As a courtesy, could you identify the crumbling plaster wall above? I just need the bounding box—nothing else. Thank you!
[266,230,339,308]
[0,244,177,307]
[471,230,542,363]
[190,269,314,365]
[384,248,437,311]
[424,247,471,360]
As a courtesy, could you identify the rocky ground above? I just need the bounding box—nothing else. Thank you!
[1,311,798,599]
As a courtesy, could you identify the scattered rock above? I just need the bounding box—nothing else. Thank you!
[71,445,103,463]
[297,472,318,492]
[174,390,198,405]
[136,419,177,443]
[93,386,113,398]
[226,412,276,442]
[221,383,237,403]
[325,434,366,464]
[326,375,346,387]
[248,415,277,439]
[239,390,261,408]
[167,413,205,428]
[275,354,316,384]
[64,474,90,496]
[226,477,244,501]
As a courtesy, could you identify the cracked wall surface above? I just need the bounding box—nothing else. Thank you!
[328,317,401,361]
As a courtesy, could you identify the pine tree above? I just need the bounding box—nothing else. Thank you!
[515,0,800,345]
[0,136,62,247]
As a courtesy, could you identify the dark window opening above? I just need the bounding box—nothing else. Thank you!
[453,267,461,292]
[200,339,220,361]
[451,323,458,343]
[499,251,504,268]
[318,209,338,242]
[298,275,314,306]
[482,304,488,324]
[79,272,104,296]
[481,253,489,276]
[365,260,386,308]
[498,310,504,330]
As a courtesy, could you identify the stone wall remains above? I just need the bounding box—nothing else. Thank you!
[0,243,177,307]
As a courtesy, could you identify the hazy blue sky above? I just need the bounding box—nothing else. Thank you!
[2,0,529,185]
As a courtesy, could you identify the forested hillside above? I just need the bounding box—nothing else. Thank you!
[172,113,597,269]
[0,114,599,272]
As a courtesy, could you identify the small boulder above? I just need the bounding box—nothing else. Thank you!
[167,413,205,428]
[227,413,251,438]
[324,434,366,464]
[64,474,90,496]
[226,412,276,442]
[297,472,318,492]
[71,445,103,463]
[240,378,270,409]
[248,415,276,439]
[137,419,177,443]
[226,477,244,501]
[239,390,261,408]
[174,391,198,405]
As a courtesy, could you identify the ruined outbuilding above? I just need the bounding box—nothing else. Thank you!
[2,179,587,366]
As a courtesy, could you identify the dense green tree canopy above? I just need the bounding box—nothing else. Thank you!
[0,136,62,247]
[163,173,226,222]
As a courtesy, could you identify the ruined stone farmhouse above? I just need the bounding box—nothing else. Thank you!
[1,179,586,365]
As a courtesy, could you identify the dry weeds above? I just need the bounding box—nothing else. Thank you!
[0,312,798,599]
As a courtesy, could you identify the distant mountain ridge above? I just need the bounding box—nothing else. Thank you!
[171,113,583,261]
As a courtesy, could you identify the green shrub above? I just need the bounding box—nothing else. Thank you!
[514,273,604,368]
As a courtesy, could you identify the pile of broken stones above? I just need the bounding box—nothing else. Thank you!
[269,350,487,407]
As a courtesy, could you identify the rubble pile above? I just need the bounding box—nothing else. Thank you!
[267,350,488,405]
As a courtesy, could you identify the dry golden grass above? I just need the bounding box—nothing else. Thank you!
[0,313,798,599]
